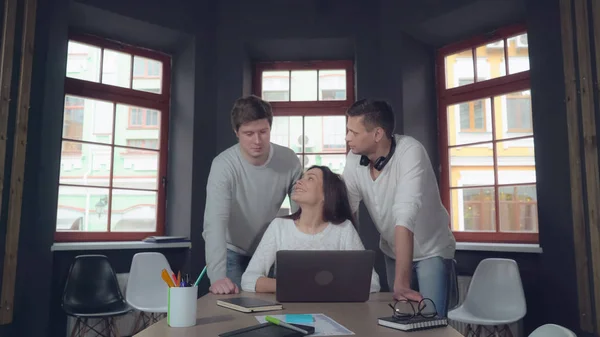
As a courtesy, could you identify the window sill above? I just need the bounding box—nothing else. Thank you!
[51,241,191,252]
[456,242,542,254]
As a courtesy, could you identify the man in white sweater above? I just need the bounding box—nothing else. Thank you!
[202,95,303,294]
[342,99,456,316]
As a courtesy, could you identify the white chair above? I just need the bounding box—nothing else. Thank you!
[126,252,173,333]
[529,324,577,337]
[448,258,526,337]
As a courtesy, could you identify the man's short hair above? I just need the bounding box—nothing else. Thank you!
[230,95,273,131]
[346,99,395,138]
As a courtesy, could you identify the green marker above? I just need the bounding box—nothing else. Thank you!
[265,315,309,335]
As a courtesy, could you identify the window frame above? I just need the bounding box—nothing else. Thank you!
[436,24,538,244]
[55,32,171,242]
[254,60,355,116]
[253,60,354,178]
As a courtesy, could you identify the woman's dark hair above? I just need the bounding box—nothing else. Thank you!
[283,165,356,227]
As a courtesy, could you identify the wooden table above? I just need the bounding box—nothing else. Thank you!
[134,292,464,337]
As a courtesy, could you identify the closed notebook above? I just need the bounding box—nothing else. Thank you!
[216,297,283,313]
[378,315,448,332]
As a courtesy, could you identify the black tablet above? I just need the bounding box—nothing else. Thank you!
[219,322,315,337]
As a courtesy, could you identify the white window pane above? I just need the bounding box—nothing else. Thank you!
[291,70,317,101]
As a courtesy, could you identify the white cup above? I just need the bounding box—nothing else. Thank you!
[167,286,198,327]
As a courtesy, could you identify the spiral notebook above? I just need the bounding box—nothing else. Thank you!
[378,315,448,332]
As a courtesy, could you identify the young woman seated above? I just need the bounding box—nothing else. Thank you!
[240,165,381,293]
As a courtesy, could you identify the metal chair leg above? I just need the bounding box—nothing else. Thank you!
[69,318,81,337]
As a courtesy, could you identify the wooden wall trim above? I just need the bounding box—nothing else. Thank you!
[0,0,17,236]
[574,0,600,331]
[559,0,594,332]
[0,0,37,324]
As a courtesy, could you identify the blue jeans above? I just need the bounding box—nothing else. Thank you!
[226,249,251,288]
[384,255,453,317]
[226,249,275,288]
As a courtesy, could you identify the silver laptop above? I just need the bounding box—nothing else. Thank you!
[275,250,375,302]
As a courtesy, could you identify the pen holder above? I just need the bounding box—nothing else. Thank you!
[167,286,198,327]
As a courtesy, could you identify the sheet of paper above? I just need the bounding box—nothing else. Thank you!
[255,313,355,336]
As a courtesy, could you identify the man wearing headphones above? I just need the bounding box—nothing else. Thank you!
[342,99,456,317]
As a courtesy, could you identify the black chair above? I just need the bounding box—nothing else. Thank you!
[62,255,132,337]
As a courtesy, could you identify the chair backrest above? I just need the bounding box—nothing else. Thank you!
[126,252,172,310]
[62,255,125,309]
[463,258,526,320]
[529,324,577,337]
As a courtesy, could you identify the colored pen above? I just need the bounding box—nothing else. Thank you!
[193,266,207,287]
[265,316,308,335]
[161,269,175,287]
[177,271,181,287]
[172,272,178,286]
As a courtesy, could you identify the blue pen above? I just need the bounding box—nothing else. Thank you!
[193,266,207,287]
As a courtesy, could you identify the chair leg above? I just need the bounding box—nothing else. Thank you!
[110,317,121,337]
[466,324,482,337]
[103,317,118,337]
[504,324,514,337]
[69,317,81,337]
[478,325,514,337]
[151,312,166,324]
[131,311,142,334]
[130,311,166,335]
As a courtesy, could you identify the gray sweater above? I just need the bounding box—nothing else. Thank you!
[202,143,303,283]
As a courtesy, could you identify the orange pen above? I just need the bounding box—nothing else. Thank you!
[177,271,181,287]
[161,269,175,287]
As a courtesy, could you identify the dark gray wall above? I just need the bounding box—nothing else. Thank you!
[400,35,439,174]
[525,0,581,331]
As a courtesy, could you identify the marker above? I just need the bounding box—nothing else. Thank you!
[193,266,207,287]
[161,269,175,287]
[265,316,308,335]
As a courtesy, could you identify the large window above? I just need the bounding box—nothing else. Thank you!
[255,60,354,214]
[437,24,537,243]
[56,34,171,242]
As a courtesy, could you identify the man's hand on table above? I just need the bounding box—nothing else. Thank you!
[209,277,240,294]
[393,284,423,302]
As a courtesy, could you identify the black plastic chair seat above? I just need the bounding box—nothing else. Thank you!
[64,299,131,317]
[62,255,132,318]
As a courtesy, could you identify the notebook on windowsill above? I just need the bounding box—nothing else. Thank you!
[378,315,448,332]
[142,236,189,243]
[217,297,283,313]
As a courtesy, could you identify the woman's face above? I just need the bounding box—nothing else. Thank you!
[291,168,324,206]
